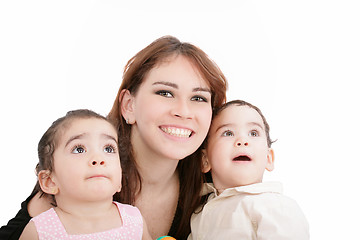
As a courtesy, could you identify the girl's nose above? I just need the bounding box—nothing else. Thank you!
[90,160,105,166]
[89,154,106,166]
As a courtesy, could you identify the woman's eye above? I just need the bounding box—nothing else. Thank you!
[72,146,85,154]
[191,95,208,102]
[104,145,116,153]
[156,90,173,98]
[249,130,259,137]
[221,130,234,137]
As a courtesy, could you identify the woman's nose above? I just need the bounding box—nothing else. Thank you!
[171,100,193,119]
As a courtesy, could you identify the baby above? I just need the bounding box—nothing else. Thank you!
[188,100,309,239]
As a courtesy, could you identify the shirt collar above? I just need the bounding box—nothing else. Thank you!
[203,182,283,198]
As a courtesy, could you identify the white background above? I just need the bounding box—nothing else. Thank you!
[1,1,359,239]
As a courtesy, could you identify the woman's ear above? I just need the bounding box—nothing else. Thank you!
[202,149,211,173]
[265,148,275,172]
[38,170,59,195]
[120,89,136,125]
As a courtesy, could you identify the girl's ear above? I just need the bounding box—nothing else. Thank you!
[202,149,211,173]
[38,170,59,195]
[120,89,136,125]
[265,148,275,172]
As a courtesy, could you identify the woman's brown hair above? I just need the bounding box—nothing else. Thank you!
[108,35,227,239]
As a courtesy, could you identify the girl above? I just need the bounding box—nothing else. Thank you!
[19,109,151,240]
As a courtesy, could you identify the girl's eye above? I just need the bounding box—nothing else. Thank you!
[104,145,116,153]
[249,130,259,137]
[221,130,234,137]
[191,95,208,102]
[72,145,86,154]
[156,90,173,98]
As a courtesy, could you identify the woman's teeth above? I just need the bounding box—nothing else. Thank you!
[161,127,192,138]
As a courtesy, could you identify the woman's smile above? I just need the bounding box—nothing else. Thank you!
[160,126,193,138]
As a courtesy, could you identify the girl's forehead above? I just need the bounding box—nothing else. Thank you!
[57,118,117,142]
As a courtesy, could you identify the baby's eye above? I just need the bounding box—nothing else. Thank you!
[191,95,208,102]
[249,130,259,137]
[104,145,116,153]
[156,90,173,98]
[72,145,86,154]
[221,130,234,137]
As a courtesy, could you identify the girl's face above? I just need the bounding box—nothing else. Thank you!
[51,118,122,202]
[126,55,213,162]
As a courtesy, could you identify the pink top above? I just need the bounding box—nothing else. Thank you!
[31,201,143,240]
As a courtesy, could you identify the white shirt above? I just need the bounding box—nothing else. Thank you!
[188,182,309,240]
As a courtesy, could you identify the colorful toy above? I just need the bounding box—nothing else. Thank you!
[156,236,176,240]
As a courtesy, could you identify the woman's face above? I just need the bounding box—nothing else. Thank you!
[128,55,213,162]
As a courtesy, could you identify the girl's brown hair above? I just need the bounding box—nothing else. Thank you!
[107,35,227,239]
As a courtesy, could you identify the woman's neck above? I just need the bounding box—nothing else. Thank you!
[130,129,182,238]
[132,137,180,189]
[139,159,179,186]
[135,159,180,239]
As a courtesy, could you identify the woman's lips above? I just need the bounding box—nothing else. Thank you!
[160,126,193,138]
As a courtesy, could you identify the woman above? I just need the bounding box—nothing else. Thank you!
[0,36,227,240]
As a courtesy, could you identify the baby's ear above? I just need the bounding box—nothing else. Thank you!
[38,170,59,195]
[201,149,211,173]
[265,148,275,172]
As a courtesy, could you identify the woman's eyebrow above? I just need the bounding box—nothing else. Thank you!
[193,87,211,94]
[152,81,211,93]
[152,81,177,88]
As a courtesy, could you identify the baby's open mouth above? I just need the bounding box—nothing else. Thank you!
[233,155,251,161]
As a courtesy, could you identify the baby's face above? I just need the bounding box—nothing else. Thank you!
[205,105,274,193]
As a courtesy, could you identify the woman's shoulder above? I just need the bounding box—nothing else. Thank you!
[0,193,34,240]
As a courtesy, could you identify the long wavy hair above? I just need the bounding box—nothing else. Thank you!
[108,35,227,239]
